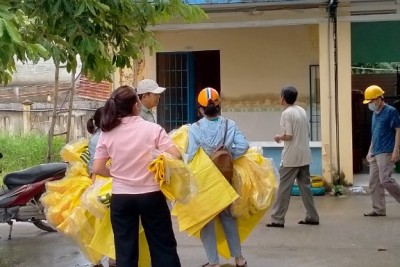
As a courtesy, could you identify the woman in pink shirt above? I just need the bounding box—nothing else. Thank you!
[93,85,182,267]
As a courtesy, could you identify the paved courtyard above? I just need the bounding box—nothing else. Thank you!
[1,194,399,267]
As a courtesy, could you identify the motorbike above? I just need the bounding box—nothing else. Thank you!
[0,152,67,239]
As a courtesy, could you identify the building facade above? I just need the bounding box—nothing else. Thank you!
[114,0,400,185]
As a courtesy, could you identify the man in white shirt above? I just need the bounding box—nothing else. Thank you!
[136,79,166,123]
[266,85,319,228]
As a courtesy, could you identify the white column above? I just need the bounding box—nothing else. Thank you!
[319,21,336,186]
[337,21,353,184]
[319,18,353,186]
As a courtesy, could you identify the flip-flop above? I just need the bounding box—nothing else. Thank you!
[266,222,284,228]
[236,261,247,267]
[298,220,319,225]
[363,211,386,217]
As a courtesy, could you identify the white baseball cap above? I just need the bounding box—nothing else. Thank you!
[136,79,166,94]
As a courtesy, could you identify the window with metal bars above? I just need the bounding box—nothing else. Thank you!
[156,52,194,133]
[309,64,320,141]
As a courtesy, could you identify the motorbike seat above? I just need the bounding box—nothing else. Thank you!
[3,163,68,189]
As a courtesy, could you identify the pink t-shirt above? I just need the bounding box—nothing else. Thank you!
[95,116,175,194]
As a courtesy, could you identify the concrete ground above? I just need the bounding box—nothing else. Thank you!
[1,193,399,267]
[353,171,400,187]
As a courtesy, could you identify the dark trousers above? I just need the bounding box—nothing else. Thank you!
[110,191,181,267]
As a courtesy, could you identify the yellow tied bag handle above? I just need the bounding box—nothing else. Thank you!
[148,155,175,201]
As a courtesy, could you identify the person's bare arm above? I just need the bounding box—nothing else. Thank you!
[93,158,111,177]
[274,134,293,143]
[166,145,182,159]
[366,143,373,161]
[392,128,400,162]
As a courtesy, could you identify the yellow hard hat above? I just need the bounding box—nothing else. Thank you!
[198,87,220,107]
[363,85,385,104]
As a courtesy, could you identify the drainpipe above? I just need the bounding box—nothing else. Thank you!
[327,0,341,185]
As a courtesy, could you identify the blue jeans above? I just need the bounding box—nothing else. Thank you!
[200,206,242,265]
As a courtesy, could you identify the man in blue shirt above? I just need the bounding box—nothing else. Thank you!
[363,85,400,216]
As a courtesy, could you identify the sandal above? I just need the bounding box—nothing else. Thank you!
[236,260,247,267]
[266,222,284,228]
[298,220,319,225]
[201,263,219,267]
[363,211,386,217]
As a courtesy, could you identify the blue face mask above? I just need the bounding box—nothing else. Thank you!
[368,102,377,112]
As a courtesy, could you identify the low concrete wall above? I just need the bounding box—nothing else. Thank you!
[0,100,104,139]
[250,141,323,176]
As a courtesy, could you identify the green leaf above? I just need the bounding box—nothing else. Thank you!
[75,1,86,16]
[3,19,22,43]
[97,3,110,12]
[0,19,4,38]
[31,43,49,58]
[87,4,96,16]
[51,0,62,16]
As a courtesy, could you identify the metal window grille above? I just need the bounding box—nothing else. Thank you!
[309,65,320,141]
[156,53,195,133]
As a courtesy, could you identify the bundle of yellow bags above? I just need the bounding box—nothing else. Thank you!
[148,152,197,204]
[166,125,278,259]
[41,123,278,264]
[41,139,151,266]
[41,159,105,263]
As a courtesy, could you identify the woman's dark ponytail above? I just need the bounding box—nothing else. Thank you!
[101,86,138,132]
[204,100,220,117]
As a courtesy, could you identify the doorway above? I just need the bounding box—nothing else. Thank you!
[156,50,220,132]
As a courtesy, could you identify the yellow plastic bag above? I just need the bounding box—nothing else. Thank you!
[96,177,112,207]
[148,153,197,203]
[81,177,110,219]
[89,210,151,267]
[84,176,152,266]
[60,138,90,164]
[41,163,92,228]
[169,125,278,260]
[44,139,153,265]
[169,125,189,153]
[169,125,237,236]
[171,148,239,236]
[231,152,278,218]
[41,160,102,264]
[65,208,103,264]
[215,150,278,259]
